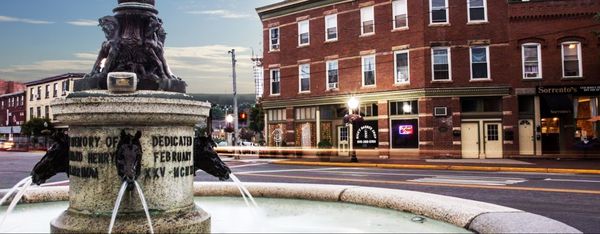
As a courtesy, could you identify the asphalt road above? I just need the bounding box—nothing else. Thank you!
[2,151,600,233]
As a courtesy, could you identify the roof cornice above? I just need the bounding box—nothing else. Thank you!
[256,0,352,21]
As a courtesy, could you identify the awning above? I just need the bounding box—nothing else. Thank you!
[540,94,572,117]
[0,126,21,134]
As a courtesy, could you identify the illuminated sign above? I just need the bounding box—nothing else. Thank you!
[399,125,413,135]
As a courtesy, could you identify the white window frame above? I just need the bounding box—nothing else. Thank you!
[394,50,410,84]
[361,55,377,87]
[431,47,452,81]
[429,0,449,24]
[561,41,583,78]
[298,64,310,93]
[326,60,339,90]
[298,20,310,46]
[392,0,408,29]
[469,46,490,80]
[325,14,338,41]
[360,6,375,36]
[521,43,542,79]
[270,69,281,96]
[269,27,280,51]
[467,0,487,23]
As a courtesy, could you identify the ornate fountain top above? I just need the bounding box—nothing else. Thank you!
[114,0,158,14]
[75,0,187,93]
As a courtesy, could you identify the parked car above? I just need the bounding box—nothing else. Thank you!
[0,140,15,151]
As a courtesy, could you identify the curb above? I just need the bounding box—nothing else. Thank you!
[271,160,600,175]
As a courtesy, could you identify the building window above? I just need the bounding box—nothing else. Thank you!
[325,14,338,41]
[468,0,487,22]
[394,50,410,84]
[299,64,310,93]
[36,107,41,118]
[62,80,69,95]
[461,97,501,113]
[562,42,582,78]
[53,83,58,97]
[522,43,542,79]
[432,47,451,81]
[392,0,408,29]
[30,88,34,101]
[270,69,280,95]
[391,119,419,149]
[45,85,50,98]
[298,20,310,46]
[326,60,339,90]
[470,46,490,80]
[360,6,375,35]
[390,101,418,115]
[45,106,50,119]
[267,109,286,122]
[295,107,317,120]
[269,28,280,51]
[362,55,376,86]
[37,87,41,100]
[430,0,448,24]
[30,107,33,120]
[360,103,378,117]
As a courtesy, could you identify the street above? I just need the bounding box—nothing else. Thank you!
[2,151,600,233]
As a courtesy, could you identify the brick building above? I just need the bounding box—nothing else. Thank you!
[0,80,26,95]
[256,0,600,159]
[0,91,26,140]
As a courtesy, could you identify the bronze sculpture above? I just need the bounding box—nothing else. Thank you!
[75,0,186,92]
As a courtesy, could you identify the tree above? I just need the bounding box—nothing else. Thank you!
[21,118,54,137]
[249,103,265,137]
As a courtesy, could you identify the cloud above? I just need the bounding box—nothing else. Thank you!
[186,9,251,19]
[0,15,53,24]
[66,19,98,27]
[0,45,257,94]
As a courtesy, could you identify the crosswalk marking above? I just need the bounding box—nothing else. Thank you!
[408,176,527,186]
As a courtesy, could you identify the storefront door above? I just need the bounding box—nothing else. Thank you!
[337,126,349,156]
[519,119,535,155]
[483,122,503,158]
[461,123,480,159]
[461,121,503,159]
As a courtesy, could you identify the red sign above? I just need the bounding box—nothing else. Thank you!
[399,125,413,135]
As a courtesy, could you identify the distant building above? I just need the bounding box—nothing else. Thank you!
[0,80,25,95]
[0,91,25,140]
[25,73,84,129]
[252,57,264,101]
[257,0,600,159]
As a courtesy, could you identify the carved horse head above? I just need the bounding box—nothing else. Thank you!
[31,131,70,185]
[116,130,142,184]
[193,111,231,181]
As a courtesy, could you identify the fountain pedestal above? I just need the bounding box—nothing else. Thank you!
[50,90,211,233]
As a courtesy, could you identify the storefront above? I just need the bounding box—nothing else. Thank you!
[536,85,600,155]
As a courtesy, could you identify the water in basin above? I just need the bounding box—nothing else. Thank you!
[0,196,469,233]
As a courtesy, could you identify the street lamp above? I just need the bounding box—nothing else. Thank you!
[347,97,359,163]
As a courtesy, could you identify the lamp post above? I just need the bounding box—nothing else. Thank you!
[347,97,359,163]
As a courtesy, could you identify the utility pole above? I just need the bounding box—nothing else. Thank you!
[228,49,239,158]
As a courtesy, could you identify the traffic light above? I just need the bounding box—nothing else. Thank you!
[238,112,247,125]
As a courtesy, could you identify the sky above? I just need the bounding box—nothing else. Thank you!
[0,0,280,94]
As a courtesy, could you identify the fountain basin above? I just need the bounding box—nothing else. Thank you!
[0,182,580,233]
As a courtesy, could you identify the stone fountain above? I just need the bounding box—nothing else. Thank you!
[29,0,230,232]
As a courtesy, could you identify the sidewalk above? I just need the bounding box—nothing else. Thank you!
[271,158,600,175]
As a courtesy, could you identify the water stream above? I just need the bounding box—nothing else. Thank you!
[230,173,258,208]
[108,182,129,234]
[133,181,154,234]
[0,177,33,231]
